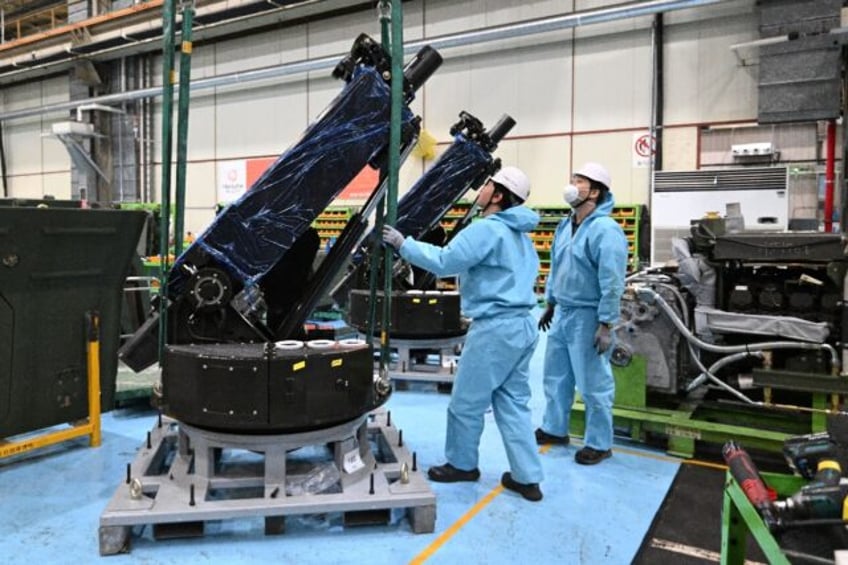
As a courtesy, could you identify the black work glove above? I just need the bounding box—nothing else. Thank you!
[538,304,555,332]
[594,323,612,354]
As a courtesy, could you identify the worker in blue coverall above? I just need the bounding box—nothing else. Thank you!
[382,166,544,501]
[535,162,628,465]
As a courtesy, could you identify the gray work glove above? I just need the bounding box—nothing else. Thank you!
[593,323,612,354]
[382,225,405,250]
[538,304,555,332]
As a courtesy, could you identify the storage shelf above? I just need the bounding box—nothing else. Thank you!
[312,206,354,249]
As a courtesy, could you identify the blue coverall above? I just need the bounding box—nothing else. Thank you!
[397,206,544,484]
[541,195,628,451]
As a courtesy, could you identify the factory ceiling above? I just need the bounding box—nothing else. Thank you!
[0,0,374,86]
[1,0,68,43]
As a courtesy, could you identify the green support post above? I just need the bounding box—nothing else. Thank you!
[365,6,393,350]
[158,0,177,364]
[378,0,404,369]
[174,2,194,257]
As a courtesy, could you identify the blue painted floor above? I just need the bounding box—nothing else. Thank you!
[0,318,680,564]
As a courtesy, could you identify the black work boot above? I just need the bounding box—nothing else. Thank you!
[427,463,480,483]
[501,472,543,502]
[575,447,612,465]
[535,428,569,446]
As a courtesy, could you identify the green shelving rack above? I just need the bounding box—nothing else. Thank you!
[312,206,354,249]
[439,200,473,232]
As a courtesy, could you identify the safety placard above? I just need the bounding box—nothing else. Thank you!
[632,132,656,168]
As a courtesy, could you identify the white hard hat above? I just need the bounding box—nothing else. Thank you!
[490,166,531,201]
[575,162,611,189]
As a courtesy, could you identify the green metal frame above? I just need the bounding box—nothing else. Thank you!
[568,355,827,458]
[157,0,177,363]
[721,471,804,565]
[374,1,403,369]
[174,2,194,258]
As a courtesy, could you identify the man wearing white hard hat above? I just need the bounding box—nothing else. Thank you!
[383,165,544,501]
[535,162,628,465]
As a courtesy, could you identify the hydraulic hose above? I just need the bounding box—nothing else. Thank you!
[686,350,764,398]
[636,286,840,371]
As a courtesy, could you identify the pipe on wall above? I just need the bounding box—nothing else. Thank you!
[825,119,835,232]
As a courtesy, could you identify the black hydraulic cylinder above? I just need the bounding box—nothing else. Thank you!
[486,114,516,147]
[403,45,443,95]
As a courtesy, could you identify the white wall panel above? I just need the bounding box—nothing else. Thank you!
[214,27,309,159]
[42,171,72,199]
[3,78,71,180]
[5,121,43,175]
[664,2,758,123]
[573,29,652,131]
[424,37,573,138]
[7,174,44,199]
[214,81,308,158]
[513,136,571,207]
[184,162,217,209]
[662,126,698,171]
[424,0,567,36]
[41,135,71,173]
[215,28,306,73]
[183,95,217,160]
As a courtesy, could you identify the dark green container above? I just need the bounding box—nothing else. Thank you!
[0,203,146,437]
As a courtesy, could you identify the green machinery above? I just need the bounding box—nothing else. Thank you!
[571,228,848,457]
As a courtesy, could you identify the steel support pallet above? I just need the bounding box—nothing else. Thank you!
[99,409,435,555]
[370,334,464,384]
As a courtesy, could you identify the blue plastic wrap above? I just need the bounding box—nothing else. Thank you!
[394,136,492,239]
[168,66,416,297]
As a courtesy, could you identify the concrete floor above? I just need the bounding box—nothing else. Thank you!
[0,315,680,564]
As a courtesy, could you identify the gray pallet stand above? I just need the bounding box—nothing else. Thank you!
[369,335,465,384]
[99,410,435,555]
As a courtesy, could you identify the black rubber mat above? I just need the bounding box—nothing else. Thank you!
[633,463,767,564]
[634,461,846,564]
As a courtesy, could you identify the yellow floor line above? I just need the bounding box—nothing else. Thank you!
[409,440,723,563]
[408,483,504,565]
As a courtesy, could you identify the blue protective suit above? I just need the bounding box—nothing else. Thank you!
[398,206,544,483]
[541,195,627,451]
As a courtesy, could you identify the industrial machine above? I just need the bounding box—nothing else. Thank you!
[0,200,146,439]
[341,111,515,383]
[119,33,442,432]
[100,35,442,553]
[597,219,848,455]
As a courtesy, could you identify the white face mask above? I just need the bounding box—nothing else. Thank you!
[563,184,586,207]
